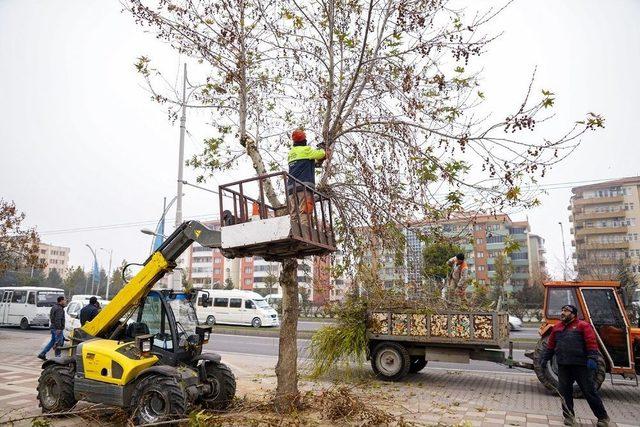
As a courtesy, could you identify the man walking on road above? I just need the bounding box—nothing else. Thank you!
[37,295,66,360]
[80,296,101,326]
[541,304,609,427]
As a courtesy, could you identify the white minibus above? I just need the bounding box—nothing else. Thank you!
[0,287,65,329]
[196,289,279,328]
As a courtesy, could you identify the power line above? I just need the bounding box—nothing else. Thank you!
[36,175,633,237]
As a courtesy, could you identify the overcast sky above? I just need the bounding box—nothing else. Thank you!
[1,0,639,279]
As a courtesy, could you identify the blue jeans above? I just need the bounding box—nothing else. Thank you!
[41,329,64,357]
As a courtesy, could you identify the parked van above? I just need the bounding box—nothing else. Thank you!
[196,289,279,328]
[0,287,65,329]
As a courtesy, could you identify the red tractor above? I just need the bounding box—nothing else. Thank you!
[529,281,639,395]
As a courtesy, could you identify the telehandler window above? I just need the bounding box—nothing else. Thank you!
[140,294,173,351]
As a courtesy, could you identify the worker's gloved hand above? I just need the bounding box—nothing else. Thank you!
[587,358,598,371]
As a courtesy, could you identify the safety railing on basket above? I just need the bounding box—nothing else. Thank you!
[218,172,335,249]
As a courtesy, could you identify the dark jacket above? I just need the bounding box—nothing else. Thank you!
[545,318,599,366]
[49,303,65,330]
[287,144,325,193]
[80,303,100,326]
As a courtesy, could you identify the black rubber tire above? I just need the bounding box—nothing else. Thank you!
[251,317,262,328]
[37,364,77,413]
[370,341,411,381]
[199,362,237,410]
[409,356,427,373]
[206,315,216,326]
[131,374,188,425]
[20,317,30,330]
[532,335,606,398]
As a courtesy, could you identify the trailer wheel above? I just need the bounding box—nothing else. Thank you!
[371,342,411,381]
[533,335,605,398]
[409,356,427,373]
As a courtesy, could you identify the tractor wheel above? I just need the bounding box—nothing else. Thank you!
[20,317,30,330]
[409,356,427,373]
[37,364,77,413]
[131,374,188,425]
[533,335,606,398]
[370,341,411,381]
[199,362,237,410]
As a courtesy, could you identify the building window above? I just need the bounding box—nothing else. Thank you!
[476,252,484,258]
[245,257,252,262]
[244,278,252,286]
[214,258,221,264]
[244,267,252,274]
[487,235,504,244]
[213,268,221,274]
[477,265,485,272]
[476,238,484,245]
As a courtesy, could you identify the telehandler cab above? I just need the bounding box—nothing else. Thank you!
[36,221,235,424]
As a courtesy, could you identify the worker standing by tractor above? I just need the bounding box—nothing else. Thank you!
[287,129,327,227]
[446,253,469,303]
[37,295,66,361]
[540,304,610,427]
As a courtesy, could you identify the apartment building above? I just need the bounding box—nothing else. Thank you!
[405,213,544,291]
[569,176,640,279]
[528,234,547,281]
[38,243,70,277]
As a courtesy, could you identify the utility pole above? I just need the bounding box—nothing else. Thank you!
[172,63,188,290]
[558,222,568,281]
[100,248,113,299]
[86,244,98,294]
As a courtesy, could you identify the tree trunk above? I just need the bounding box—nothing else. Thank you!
[274,257,300,412]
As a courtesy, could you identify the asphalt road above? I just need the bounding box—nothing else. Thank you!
[1,326,535,375]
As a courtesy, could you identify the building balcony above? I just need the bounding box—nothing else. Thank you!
[578,241,630,250]
[576,258,623,266]
[574,225,628,236]
[574,211,625,221]
[572,195,624,206]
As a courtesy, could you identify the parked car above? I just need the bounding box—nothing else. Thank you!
[508,314,523,331]
[196,289,279,327]
[64,295,109,337]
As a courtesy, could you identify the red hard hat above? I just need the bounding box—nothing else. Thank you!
[291,129,306,143]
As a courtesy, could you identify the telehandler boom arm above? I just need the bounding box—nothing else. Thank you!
[80,221,221,338]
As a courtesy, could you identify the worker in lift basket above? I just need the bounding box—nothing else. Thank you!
[540,304,610,427]
[287,129,327,228]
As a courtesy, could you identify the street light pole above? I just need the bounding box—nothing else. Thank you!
[99,248,113,299]
[172,63,188,290]
[85,244,98,294]
[558,222,568,281]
